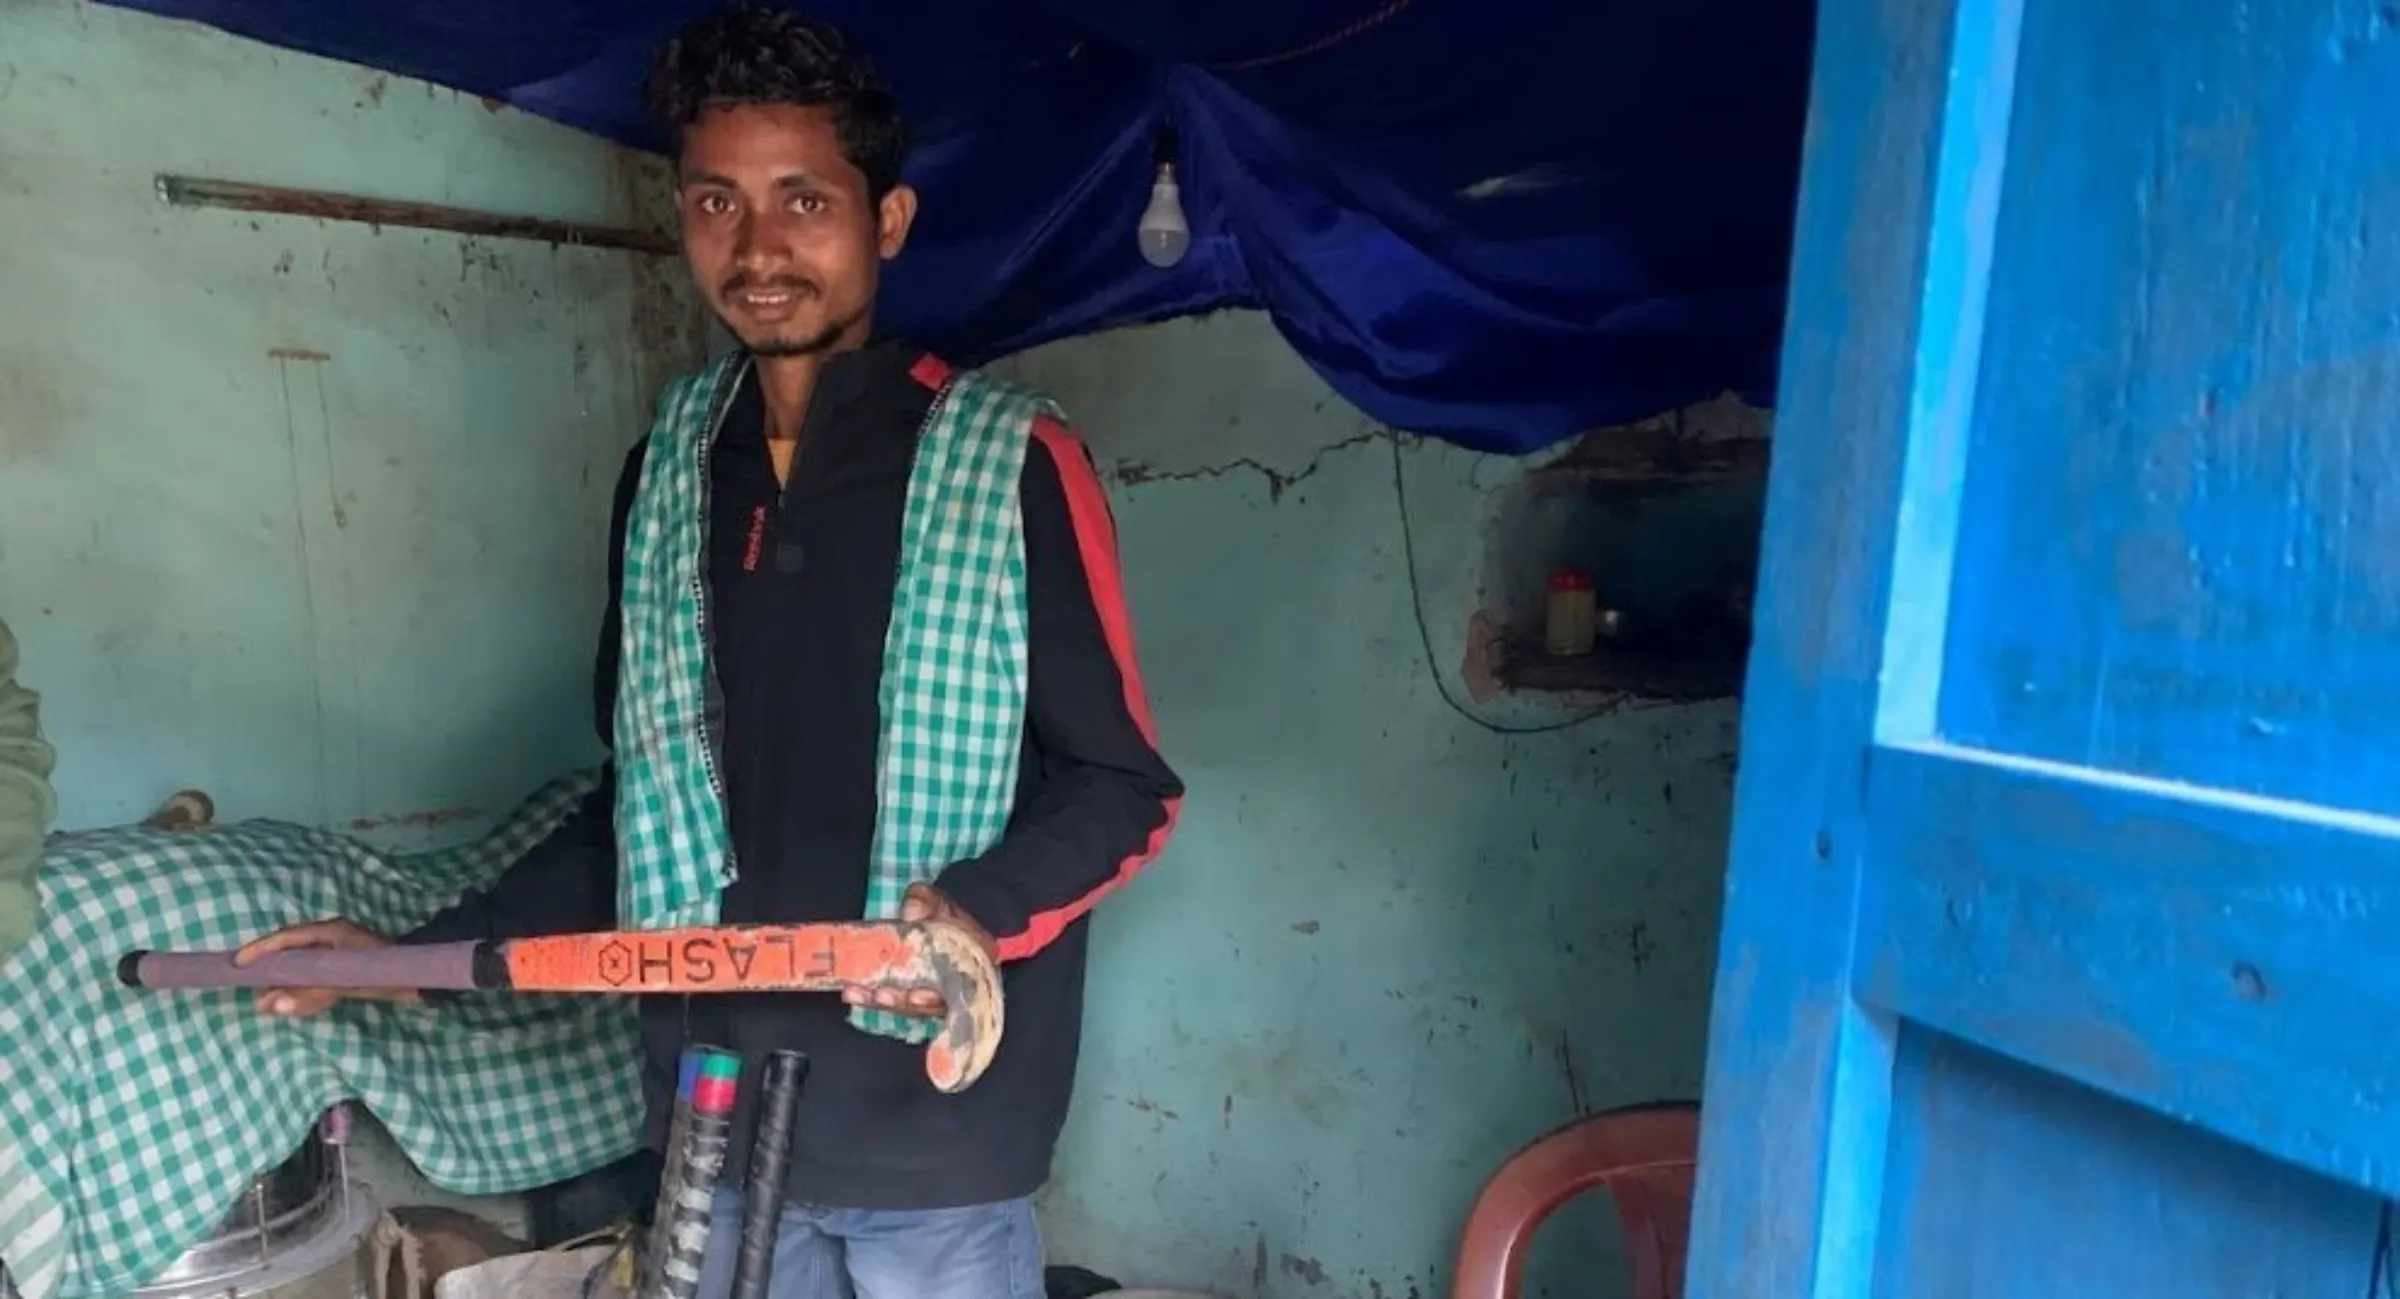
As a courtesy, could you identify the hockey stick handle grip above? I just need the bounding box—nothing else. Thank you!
[729,1050,810,1299]
[117,943,491,991]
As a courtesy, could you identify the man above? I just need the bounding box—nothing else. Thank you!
[236,8,1183,1296]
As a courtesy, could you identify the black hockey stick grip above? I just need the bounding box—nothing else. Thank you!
[729,1050,810,1299]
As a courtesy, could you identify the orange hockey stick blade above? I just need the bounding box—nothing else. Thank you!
[500,920,1004,1093]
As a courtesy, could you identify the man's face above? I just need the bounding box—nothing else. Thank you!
[674,103,916,357]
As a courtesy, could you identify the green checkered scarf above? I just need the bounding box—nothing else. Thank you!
[613,352,1051,1042]
[0,772,643,1299]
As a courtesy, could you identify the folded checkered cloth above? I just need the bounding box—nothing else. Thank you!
[0,771,644,1298]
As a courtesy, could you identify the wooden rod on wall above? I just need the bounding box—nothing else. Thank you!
[155,175,679,256]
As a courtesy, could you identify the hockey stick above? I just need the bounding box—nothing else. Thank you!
[117,921,1003,1092]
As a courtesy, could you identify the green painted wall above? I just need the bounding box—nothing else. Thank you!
[0,0,705,847]
[995,314,1745,1298]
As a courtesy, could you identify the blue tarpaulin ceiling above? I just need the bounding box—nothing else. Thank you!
[100,0,1814,453]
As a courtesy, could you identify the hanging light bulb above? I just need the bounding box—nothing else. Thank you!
[1137,164,1189,267]
[1137,126,1189,268]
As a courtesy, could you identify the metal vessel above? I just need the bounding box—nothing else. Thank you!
[134,1109,378,1299]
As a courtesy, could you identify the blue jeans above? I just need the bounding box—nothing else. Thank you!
[690,1189,1045,1299]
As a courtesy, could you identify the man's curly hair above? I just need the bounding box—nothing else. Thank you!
[645,5,909,200]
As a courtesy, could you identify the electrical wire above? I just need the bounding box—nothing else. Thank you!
[1206,0,1415,72]
[1388,432,1622,736]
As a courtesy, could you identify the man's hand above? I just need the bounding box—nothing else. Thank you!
[842,883,997,1019]
[235,917,421,1017]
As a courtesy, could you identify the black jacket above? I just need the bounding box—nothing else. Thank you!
[404,343,1181,1209]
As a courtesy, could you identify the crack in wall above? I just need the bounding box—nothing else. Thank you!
[1109,428,1386,502]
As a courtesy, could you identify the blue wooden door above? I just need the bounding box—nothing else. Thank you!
[1686,0,2400,1294]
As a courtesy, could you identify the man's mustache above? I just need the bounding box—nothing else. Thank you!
[722,273,819,298]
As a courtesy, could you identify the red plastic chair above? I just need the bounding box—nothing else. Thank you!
[1452,1101,1701,1299]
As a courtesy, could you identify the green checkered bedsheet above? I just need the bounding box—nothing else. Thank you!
[0,771,644,1298]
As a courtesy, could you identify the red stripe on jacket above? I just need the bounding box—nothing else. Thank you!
[1000,414,1181,960]
[910,352,1179,960]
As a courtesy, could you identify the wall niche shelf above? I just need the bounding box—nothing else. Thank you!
[1488,423,1766,705]
[1525,427,1768,486]
[1498,642,1749,702]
